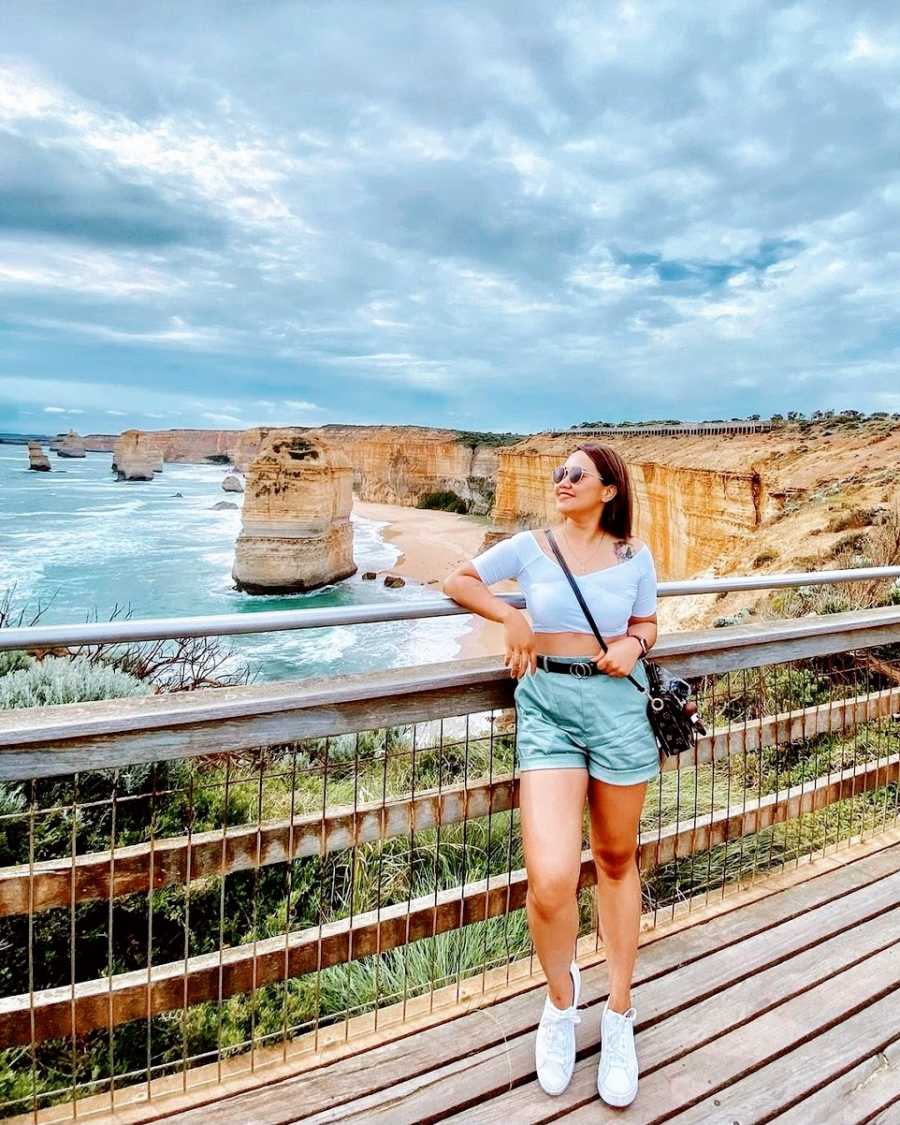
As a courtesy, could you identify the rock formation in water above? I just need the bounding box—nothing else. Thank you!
[222,474,244,493]
[97,425,507,513]
[27,441,51,471]
[112,430,163,481]
[232,431,356,593]
[55,430,86,458]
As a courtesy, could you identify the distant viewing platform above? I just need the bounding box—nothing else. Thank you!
[549,421,775,437]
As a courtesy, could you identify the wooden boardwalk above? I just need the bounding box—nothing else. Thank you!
[154,834,900,1125]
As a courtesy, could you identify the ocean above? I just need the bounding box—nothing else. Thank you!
[0,447,473,683]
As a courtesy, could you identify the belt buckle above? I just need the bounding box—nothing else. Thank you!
[571,661,593,679]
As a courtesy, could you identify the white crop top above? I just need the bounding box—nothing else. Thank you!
[470,530,657,635]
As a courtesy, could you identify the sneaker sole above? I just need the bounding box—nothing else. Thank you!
[597,1081,638,1107]
[539,1073,573,1096]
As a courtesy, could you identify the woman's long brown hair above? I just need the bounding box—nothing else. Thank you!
[574,443,635,540]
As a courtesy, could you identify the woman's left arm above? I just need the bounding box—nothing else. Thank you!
[626,613,657,656]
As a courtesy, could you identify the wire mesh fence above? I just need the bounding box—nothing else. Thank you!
[0,627,898,1120]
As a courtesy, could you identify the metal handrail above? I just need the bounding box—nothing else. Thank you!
[2,564,899,651]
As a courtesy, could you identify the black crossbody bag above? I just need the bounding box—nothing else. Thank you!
[544,528,706,758]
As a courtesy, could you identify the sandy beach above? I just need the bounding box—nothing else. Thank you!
[352,499,513,660]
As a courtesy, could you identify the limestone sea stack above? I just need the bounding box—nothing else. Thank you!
[232,432,356,594]
[27,441,51,471]
[55,430,86,458]
[223,473,244,493]
[113,430,159,481]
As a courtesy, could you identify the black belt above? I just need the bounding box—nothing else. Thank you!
[536,654,606,678]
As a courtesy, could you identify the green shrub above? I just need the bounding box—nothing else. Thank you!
[0,651,31,677]
[828,531,869,558]
[0,655,150,709]
[416,490,470,514]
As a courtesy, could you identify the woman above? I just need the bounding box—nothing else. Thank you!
[442,444,660,1109]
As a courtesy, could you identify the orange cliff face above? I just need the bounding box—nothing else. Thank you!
[490,420,900,583]
[491,441,767,578]
[304,425,500,513]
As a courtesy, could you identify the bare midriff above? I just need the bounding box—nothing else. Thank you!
[533,630,632,658]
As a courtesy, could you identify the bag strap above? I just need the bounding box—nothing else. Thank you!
[544,527,646,693]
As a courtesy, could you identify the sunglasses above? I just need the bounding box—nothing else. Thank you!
[552,464,606,485]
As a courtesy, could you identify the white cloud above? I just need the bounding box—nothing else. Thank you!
[283,399,325,411]
[847,31,900,63]
[13,314,237,352]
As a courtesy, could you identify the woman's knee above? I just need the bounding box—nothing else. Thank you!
[591,840,638,880]
[527,867,579,918]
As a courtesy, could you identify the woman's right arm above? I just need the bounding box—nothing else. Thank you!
[442,545,537,678]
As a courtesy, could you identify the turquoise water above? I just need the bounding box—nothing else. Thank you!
[0,447,472,682]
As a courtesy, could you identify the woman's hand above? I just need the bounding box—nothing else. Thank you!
[502,608,537,679]
[594,636,642,678]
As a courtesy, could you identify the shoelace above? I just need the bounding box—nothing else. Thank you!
[541,1008,582,1064]
[602,1012,634,1070]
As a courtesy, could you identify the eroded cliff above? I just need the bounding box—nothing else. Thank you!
[98,425,509,514]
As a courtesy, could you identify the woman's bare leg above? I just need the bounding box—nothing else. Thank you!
[587,778,648,1012]
[519,768,589,1009]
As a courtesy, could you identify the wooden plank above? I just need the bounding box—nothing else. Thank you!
[872,1099,900,1125]
[302,897,900,1123]
[0,676,515,781]
[137,845,900,1125]
[655,985,900,1123]
[720,1034,900,1125]
[2,713,896,917]
[12,834,899,1125]
[0,776,518,917]
[559,942,900,1123]
[2,758,896,1045]
[661,683,900,774]
[2,607,899,780]
[640,753,900,871]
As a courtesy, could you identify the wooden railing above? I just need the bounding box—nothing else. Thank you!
[0,605,899,1120]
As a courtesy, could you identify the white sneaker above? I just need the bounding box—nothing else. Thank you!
[535,961,582,1095]
[597,998,639,1106]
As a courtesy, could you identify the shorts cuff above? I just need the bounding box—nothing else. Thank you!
[587,760,660,785]
[517,758,587,773]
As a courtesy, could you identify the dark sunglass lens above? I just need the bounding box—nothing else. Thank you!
[552,466,565,483]
[568,466,584,483]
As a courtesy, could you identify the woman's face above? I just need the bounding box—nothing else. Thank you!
[553,450,616,516]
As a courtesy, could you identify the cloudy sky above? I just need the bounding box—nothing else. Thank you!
[2,2,899,436]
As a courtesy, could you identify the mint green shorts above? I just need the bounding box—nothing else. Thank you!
[513,656,662,785]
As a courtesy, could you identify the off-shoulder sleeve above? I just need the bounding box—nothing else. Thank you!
[470,534,522,585]
[632,547,657,616]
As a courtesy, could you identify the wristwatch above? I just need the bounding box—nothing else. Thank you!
[628,633,648,656]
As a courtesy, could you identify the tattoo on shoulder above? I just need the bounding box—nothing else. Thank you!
[614,540,638,563]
